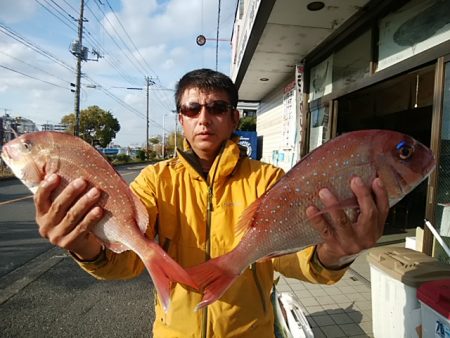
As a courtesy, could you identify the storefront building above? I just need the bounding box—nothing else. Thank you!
[231,0,450,257]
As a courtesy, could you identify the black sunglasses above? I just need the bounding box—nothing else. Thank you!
[178,100,235,118]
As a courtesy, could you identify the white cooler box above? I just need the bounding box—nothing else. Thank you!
[417,279,450,338]
[367,247,450,338]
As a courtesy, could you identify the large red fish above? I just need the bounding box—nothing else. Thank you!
[187,129,435,309]
[1,131,197,311]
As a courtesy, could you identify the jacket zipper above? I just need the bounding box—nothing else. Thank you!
[201,185,213,338]
[201,146,225,338]
[252,263,267,314]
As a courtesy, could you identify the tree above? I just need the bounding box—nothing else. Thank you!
[238,116,256,131]
[166,131,183,156]
[148,136,160,145]
[61,105,120,147]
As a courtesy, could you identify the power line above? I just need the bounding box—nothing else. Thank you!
[104,0,158,77]
[85,1,176,116]
[0,65,71,90]
[84,2,143,85]
[0,23,74,72]
[1,1,175,137]
[90,1,147,76]
[60,0,79,14]
[0,50,72,86]
[34,0,77,33]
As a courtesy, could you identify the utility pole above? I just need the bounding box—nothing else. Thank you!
[162,113,165,159]
[145,76,155,159]
[173,110,178,158]
[215,0,221,70]
[73,0,85,137]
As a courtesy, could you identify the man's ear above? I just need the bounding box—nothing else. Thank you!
[178,113,183,126]
[232,109,240,129]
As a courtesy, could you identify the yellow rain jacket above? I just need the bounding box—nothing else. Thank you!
[75,137,348,338]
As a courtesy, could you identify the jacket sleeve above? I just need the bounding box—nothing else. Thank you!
[272,246,348,284]
[73,165,158,280]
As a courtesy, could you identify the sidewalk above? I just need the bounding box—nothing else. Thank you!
[276,231,413,337]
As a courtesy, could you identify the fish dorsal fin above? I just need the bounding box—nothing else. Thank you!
[234,197,263,239]
[130,191,150,235]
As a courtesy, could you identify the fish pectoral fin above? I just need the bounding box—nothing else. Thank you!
[313,197,359,217]
[45,154,60,175]
[130,192,150,235]
[234,197,262,239]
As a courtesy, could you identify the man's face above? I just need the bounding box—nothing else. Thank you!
[178,87,239,161]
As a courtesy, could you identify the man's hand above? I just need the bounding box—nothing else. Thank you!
[34,173,104,261]
[306,176,389,269]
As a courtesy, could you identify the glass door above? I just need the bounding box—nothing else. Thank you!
[433,59,450,263]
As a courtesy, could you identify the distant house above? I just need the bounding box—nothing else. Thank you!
[41,123,68,132]
[0,114,38,145]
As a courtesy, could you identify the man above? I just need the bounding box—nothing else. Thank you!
[34,69,388,337]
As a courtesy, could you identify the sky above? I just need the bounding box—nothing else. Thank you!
[0,0,238,147]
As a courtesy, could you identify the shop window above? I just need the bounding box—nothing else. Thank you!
[333,30,371,91]
[309,56,333,101]
[378,0,450,71]
[309,105,329,151]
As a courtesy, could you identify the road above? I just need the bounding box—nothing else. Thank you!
[0,164,156,337]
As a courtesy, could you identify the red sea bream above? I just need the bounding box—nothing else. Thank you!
[1,131,197,311]
[187,129,435,309]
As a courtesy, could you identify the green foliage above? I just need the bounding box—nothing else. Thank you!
[238,116,256,131]
[137,149,146,161]
[167,131,183,150]
[149,136,160,145]
[61,105,120,147]
[116,154,131,163]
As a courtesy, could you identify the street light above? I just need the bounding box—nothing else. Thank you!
[110,79,154,160]
[172,110,178,158]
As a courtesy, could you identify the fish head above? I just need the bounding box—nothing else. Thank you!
[1,132,59,192]
[371,130,435,205]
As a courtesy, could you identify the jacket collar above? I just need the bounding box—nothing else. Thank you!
[176,135,246,182]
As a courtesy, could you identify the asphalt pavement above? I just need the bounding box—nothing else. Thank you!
[0,164,157,337]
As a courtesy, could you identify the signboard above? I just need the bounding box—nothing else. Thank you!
[282,81,297,150]
[236,131,258,159]
[378,0,450,71]
[295,63,305,161]
[309,55,333,101]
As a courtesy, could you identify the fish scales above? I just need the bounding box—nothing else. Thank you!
[187,129,436,310]
[239,134,375,264]
[1,131,197,311]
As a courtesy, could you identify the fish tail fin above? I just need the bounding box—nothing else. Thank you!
[186,255,239,311]
[142,243,198,312]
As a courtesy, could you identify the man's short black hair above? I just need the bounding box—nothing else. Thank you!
[175,68,239,110]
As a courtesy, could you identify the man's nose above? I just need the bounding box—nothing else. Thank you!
[197,106,212,123]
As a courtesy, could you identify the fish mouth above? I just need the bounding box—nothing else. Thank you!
[0,145,11,163]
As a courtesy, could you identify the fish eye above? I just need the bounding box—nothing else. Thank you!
[22,141,32,151]
[396,141,414,160]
